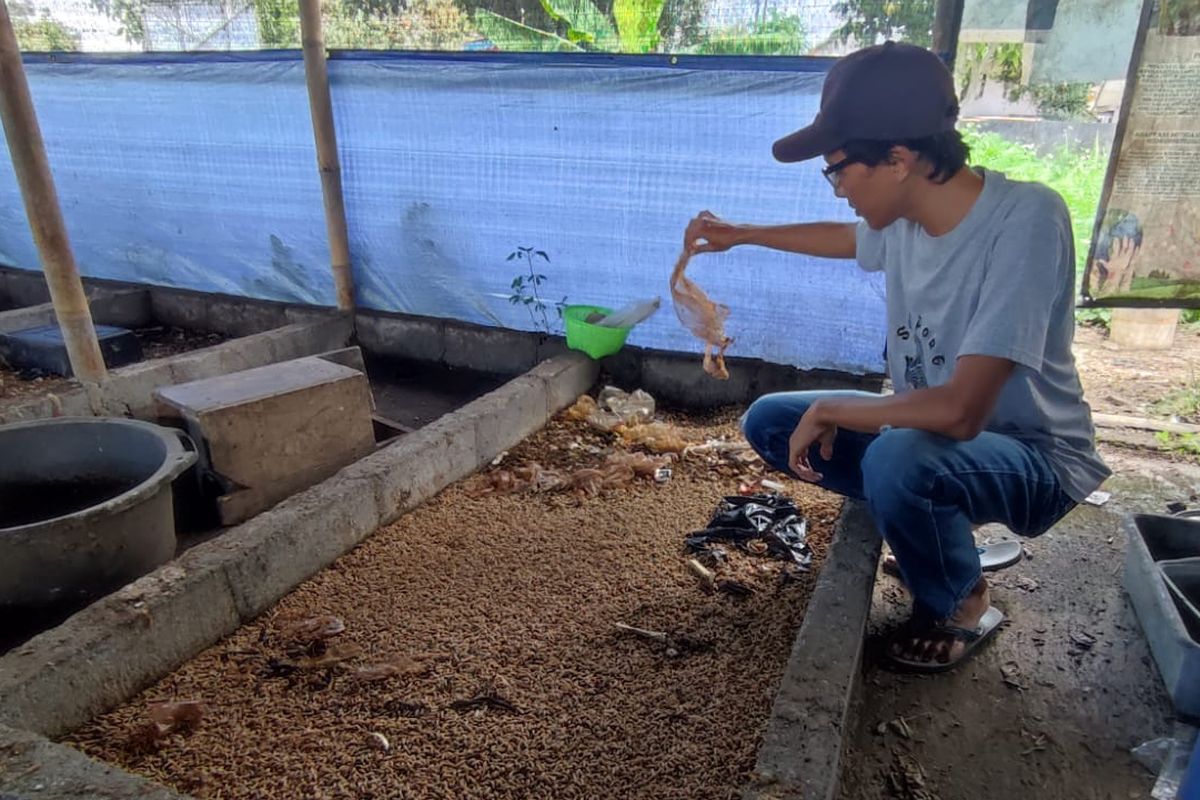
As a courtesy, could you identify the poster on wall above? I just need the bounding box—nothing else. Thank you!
[1081,0,1200,307]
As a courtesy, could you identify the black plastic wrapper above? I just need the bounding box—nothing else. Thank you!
[684,494,811,568]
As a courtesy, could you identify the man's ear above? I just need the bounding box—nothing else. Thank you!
[887,145,919,181]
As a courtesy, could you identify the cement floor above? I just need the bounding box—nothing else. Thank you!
[838,447,1199,800]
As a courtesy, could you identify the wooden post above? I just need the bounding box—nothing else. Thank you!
[931,0,965,70]
[299,0,355,311]
[0,0,107,381]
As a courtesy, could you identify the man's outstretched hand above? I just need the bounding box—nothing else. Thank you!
[684,211,742,254]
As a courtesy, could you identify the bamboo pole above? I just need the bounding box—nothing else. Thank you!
[299,0,355,311]
[0,0,107,381]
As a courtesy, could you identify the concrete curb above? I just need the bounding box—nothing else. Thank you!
[0,289,152,335]
[0,353,598,744]
[744,500,881,800]
[0,724,188,799]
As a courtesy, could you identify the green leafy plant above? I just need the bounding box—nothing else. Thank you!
[10,1,81,50]
[506,246,568,334]
[955,42,1092,119]
[695,11,807,55]
[1155,431,1200,458]
[960,126,1112,324]
[1152,377,1200,424]
[830,0,934,48]
[475,0,665,53]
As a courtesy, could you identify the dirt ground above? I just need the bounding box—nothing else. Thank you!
[67,410,843,800]
[0,326,224,406]
[838,322,1200,800]
[1074,322,1200,424]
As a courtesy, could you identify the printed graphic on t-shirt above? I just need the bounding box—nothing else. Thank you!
[897,314,946,390]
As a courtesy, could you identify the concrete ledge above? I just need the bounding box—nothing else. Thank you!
[604,348,883,409]
[0,268,51,307]
[0,724,188,799]
[0,353,596,741]
[356,311,446,364]
[744,500,881,800]
[0,289,150,335]
[0,554,241,738]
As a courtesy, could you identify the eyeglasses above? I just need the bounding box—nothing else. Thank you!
[821,157,856,190]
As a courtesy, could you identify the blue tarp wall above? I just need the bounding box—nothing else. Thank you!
[0,51,886,374]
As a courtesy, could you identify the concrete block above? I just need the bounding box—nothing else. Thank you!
[754,363,882,397]
[456,375,550,464]
[266,318,354,362]
[2,269,51,306]
[284,304,343,327]
[528,353,599,412]
[355,312,445,363]
[157,358,376,526]
[0,551,241,738]
[534,334,573,364]
[0,723,189,799]
[217,473,383,621]
[205,295,288,337]
[343,411,480,525]
[149,291,209,333]
[0,302,56,333]
[743,501,880,800]
[636,352,755,407]
[442,324,537,376]
[93,361,177,419]
[89,289,152,328]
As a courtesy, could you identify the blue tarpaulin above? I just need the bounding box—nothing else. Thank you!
[0,51,886,373]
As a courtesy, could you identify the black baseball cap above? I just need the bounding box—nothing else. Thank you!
[772,41,960,163]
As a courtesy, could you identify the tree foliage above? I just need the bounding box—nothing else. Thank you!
[830,0,933,47]
[11,1,82,51]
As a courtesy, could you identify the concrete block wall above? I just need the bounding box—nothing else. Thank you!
[358,308,882,407]
[1,269,880,408]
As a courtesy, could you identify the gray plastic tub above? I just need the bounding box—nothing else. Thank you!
[1124,513,1200,718]
[0,417,196,609]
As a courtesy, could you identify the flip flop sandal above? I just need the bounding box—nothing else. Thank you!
[882,540,1023,578]
[886,606,1006,674]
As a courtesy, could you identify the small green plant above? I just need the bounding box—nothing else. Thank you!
[1152,377,1200,424]
[1155,431,1200,458]
[506,246,568,334]
[1075,307,1112,330]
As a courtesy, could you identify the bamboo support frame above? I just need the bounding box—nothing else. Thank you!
[0,0,107,381]
[299,0,355,311]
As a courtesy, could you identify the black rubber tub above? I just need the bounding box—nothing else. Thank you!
[0,417,196,609]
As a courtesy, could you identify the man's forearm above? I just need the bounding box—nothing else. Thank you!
[812,388,982,441]
[733,222,857,259]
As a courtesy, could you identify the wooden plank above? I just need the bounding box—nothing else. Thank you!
[1093,412,1200,436]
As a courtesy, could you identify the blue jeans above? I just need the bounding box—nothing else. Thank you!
[741,391,1076,619]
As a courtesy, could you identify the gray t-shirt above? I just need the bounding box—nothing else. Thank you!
[856,167,1110,501]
